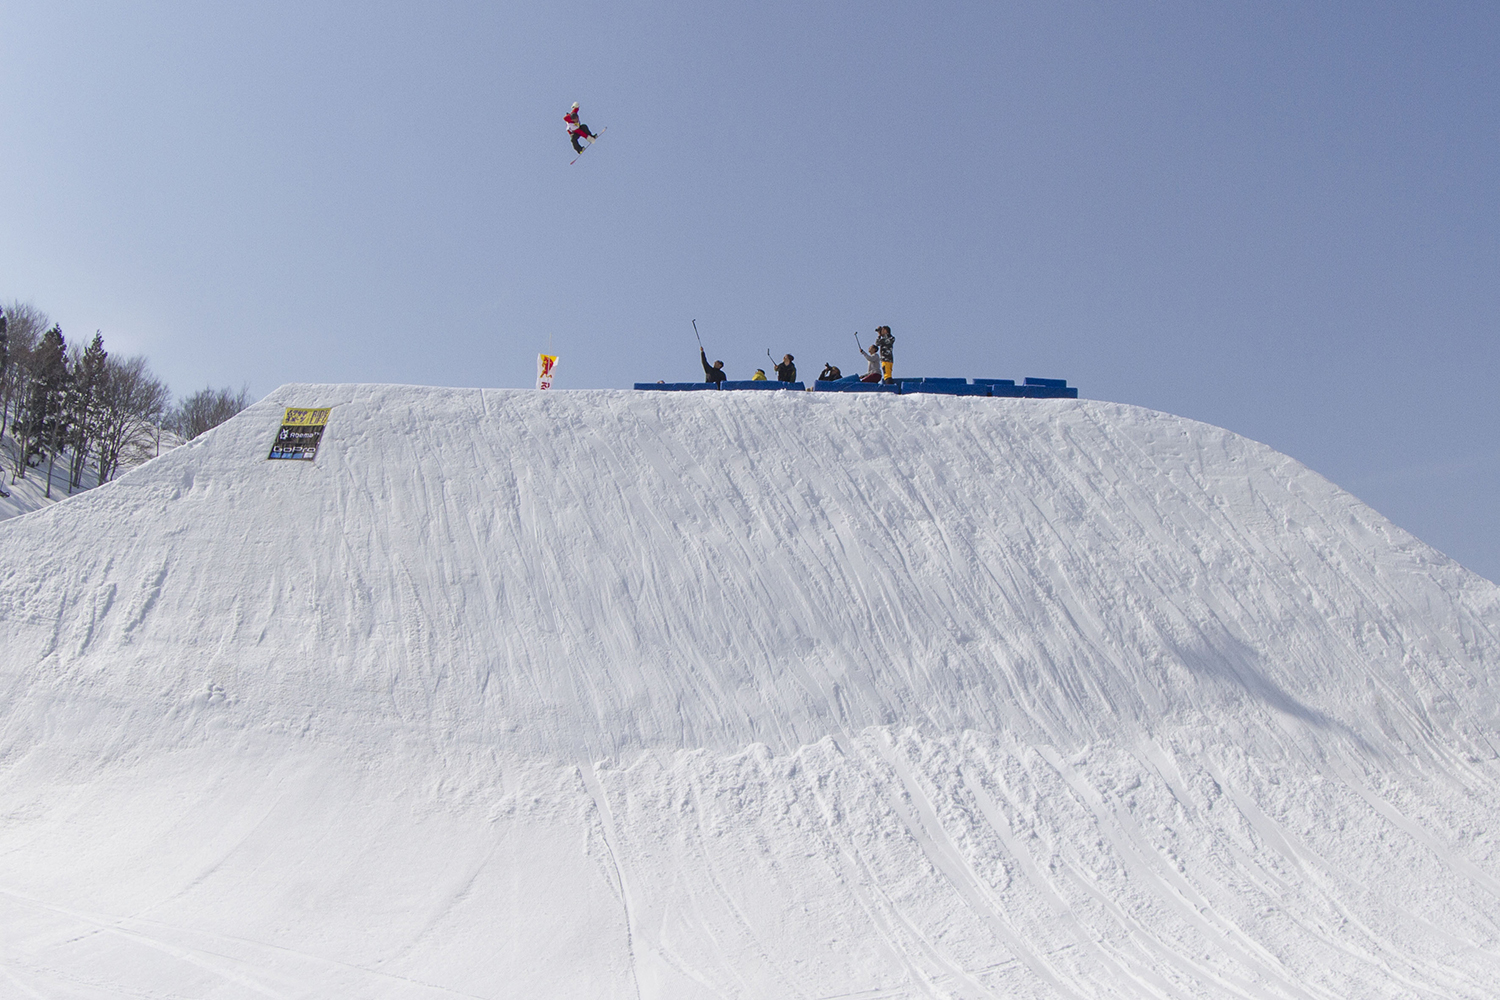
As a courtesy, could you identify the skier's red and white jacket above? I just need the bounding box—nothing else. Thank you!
[564,107,584,135]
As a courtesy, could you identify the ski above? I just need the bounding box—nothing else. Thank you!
[569,126,606,165]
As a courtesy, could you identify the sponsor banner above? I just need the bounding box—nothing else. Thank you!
[268,407,331,461]
[537,353,558,390]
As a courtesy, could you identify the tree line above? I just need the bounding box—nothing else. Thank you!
[2,300,251,498]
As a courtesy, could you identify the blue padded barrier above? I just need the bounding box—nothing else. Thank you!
[635,377,1068,397]
[814,380,899,393]
[721,380,805,391]
[901,382,991,396]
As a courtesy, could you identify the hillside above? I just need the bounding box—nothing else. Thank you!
[2,383,1499,998]
[0,422,179,523]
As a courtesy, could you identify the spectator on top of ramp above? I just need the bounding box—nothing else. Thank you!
[875,326,895,382]
[700,348,726,384]
[857,342,882,382]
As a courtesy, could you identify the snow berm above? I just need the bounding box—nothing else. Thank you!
[2,382,1498,998]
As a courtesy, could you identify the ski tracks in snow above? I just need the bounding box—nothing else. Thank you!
[4,386,1500,996]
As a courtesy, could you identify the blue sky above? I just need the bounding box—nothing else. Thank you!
[2,2,1496,580]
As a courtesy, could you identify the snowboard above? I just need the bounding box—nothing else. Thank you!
[569,127,606,165]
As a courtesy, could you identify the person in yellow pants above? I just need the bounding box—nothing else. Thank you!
[875,326,895,382]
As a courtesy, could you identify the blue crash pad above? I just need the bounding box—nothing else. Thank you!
[901,382,991,396]
[814,380,899,393]
[721,380,805,391]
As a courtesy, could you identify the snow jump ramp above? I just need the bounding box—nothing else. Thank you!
[3,383,1500,998]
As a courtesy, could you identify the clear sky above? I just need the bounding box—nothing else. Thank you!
[3,2,1496,580]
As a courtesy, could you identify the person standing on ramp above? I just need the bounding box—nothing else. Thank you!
[875,326,895,382]
[700,348,727,384]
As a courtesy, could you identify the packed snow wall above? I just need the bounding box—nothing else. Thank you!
[2,384,1499,998]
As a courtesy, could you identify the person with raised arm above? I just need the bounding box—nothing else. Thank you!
[856,338,882,382]
[700,347,727,384]
[773,354,797,383]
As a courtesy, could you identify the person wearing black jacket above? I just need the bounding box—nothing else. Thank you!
[875,326,895,382]
[700,348,727,383]
[774,354,797,382]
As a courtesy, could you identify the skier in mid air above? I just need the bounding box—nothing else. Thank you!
[564,102,598,154]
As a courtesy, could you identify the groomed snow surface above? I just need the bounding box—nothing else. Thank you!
[3,384,1500,999]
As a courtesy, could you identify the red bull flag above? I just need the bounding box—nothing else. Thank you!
[537,353,558,390]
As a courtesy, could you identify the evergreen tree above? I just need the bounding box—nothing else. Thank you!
[15,326,69,492]
[0,307,8,398]
[67,332,108,491]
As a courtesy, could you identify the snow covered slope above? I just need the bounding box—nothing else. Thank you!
[2,384,1499,998]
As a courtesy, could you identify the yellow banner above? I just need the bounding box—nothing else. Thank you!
[281,407,332,427]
